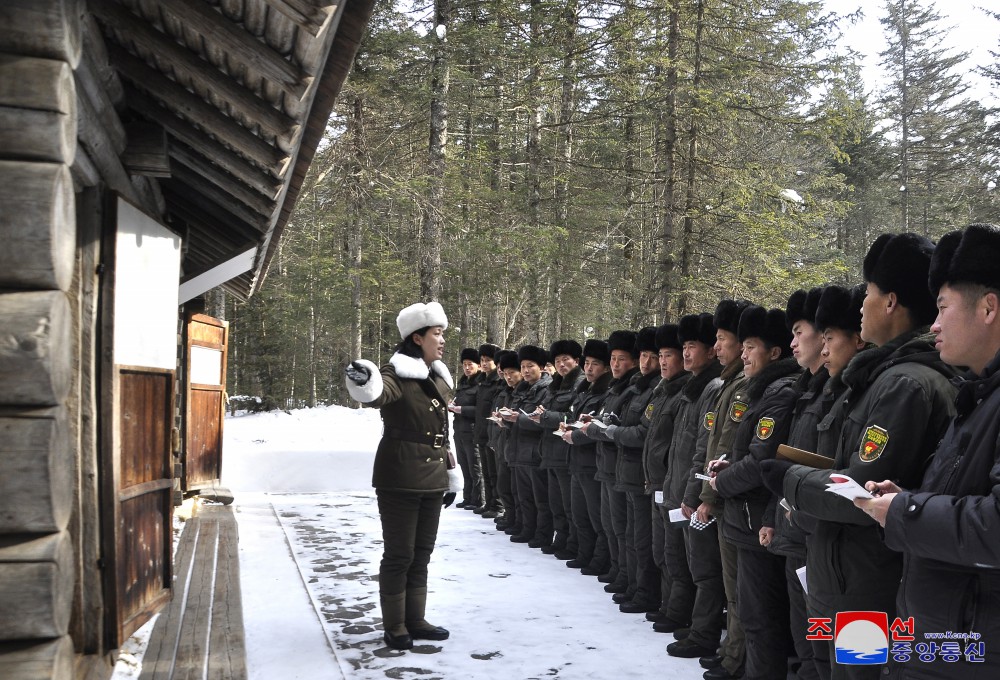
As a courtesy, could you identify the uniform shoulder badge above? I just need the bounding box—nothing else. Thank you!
[646,403,655,419]
[704,411,716,431]
[859,425,889,462]
[756,416,775,440]
[729,400,749,423]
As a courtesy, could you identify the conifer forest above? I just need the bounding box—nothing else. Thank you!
[220,0,1000,408]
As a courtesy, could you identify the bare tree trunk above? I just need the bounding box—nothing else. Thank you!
[348,95,364,361]
[421,0,451,300]
[678,0,706,315]
[656,1,680,317]
[525,0,544,344]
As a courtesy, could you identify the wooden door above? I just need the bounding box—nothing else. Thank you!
[184,313,229,491]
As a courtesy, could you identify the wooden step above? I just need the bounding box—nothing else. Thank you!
[139,505,246,680]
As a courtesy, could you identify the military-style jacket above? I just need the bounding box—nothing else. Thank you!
[671,362,724,510]
[641,372,691,492]
[345,353,455,493]
[883,350,1000,680]
[510,372,553,467]
[592,367,639,484]
[605,369,662,493]
[768,367,829,559]
[784,329,958,614]
[474,369,504,448]
[536,366,587,469]
[714,358,801,550]
[697,359,748,509]
[567,371,612,473]
[452,370,482,436]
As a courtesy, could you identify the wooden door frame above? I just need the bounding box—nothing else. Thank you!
[183,312,229,492]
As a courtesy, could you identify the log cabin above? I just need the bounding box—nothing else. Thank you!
[0,0,374,677]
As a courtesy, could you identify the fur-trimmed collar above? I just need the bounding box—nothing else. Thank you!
[389,352,454,389]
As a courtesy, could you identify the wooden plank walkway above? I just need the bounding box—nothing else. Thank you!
[140,504,247,680]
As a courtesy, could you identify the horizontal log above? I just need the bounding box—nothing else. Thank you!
[0,55,75,114]
[0,0,82,68]
[122,121,171,177]
[0,407,71,534]
[0,291,72,406]
[0,161,75,291]
[0,636,74,680]
[169,151,275,218]
[0,531,74,639]
[0,107,76,165]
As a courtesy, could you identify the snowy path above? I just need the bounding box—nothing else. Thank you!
[225,406,708,679]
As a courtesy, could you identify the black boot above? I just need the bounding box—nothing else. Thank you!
[380,592,412,650]
[405,587,450,641]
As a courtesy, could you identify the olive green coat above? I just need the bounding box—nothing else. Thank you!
[346,353,455,493]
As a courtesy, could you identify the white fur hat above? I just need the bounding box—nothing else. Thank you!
[396,301,449,338]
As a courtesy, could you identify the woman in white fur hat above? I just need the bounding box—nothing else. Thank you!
[345,301,463,650]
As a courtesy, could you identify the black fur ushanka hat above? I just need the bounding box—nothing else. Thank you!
[677,313,716,347]
[460,347,480,363]
[636,326,658,354]
[583,339,611,365]
[549,339,583,362]
[607,330,638,358]
[714,299,752,335]
[786,287,824,329]
[517,344,549,368]
[815,284,863,333]
[497,350,519,371]
[928,223,1000,295]
[738,305,792,357]
[863,232,937,325]
[478,343,501,359]
[655,324,682,351]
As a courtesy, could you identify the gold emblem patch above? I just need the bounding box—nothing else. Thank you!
[859,425,889,462]
[756,417,776,440]
[646,403,655,420]
[729,400,749,423]
[704,411,716,431]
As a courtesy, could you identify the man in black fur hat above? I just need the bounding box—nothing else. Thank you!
[493,350,522,533]
[582,330,639,592]
[689,299,751,680]
[854,223,1000,679]
[449,348,485,509]
[664,313,727,661]
[475,343,505,518]
[766,233,958,680]
[561,339,614,576]
[710,305,801,680]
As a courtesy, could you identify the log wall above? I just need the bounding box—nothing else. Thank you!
[0,3,82,679]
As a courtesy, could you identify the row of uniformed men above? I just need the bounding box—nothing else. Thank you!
[448,225,1000,680]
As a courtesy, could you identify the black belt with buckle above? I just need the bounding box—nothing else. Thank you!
[383,426,445,448]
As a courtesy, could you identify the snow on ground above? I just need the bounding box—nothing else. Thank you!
[225,405,710,680]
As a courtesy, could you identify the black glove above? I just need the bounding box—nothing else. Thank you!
[759,459,794,497]
[443,492,456,508]
[345,361,370,386]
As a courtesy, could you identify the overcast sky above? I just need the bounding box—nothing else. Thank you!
[823,0,998,104]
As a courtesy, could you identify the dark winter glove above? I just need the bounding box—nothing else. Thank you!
[443,492,457,508]
[759,459,794,497]
[345,361,371,386]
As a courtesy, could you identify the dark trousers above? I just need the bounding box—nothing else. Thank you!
[528,465,552,542]
[455,430,483,506]
[571,470,606,569]
[625,490,659,604]
[683,521,726,650]
[786,555,821,680]
[496,453,516,526]
[514,465,536,537]
[376,490,442,596]
[652,502,671,610]
[662,509,696,623]
[601,481,627,583]
[737,547,790,680]
[719,533,746,675]
[547,467,573,549]
[480,441,498,510]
